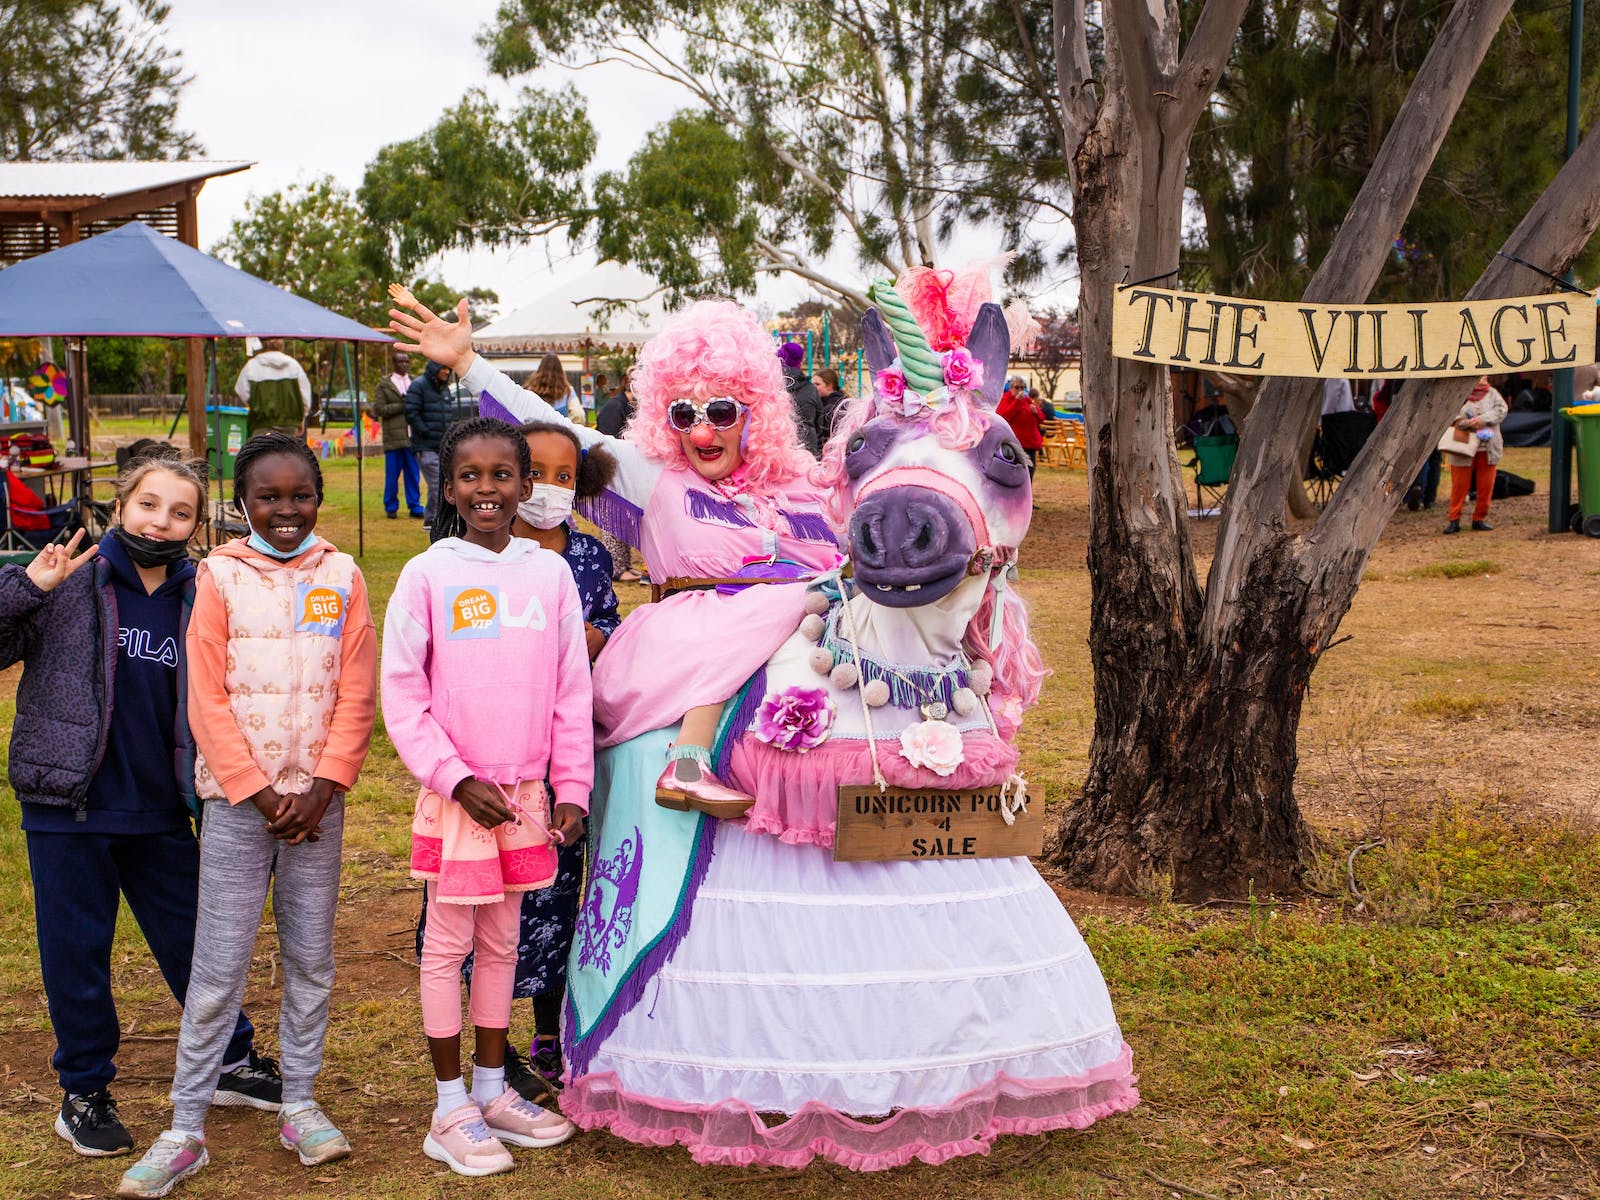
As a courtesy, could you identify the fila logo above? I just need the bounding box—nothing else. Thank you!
[118,627,179,665]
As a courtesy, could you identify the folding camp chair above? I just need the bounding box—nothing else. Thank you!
[1305,410,1377,511]
[1187,434,1238,515]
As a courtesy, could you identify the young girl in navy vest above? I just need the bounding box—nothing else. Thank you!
[0,446,277,1160]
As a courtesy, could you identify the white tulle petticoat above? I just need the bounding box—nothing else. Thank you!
[562,822,1138,1170]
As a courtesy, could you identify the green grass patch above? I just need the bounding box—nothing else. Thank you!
[1406,559,1499,579]
[1404,691,1495,720]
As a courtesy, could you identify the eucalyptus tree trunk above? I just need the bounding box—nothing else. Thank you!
[1045,0,1600,901]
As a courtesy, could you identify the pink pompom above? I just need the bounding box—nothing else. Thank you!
[862,679,890,707]
[969,662,994,695]
[952,687,978,717]
[803,590,831,615]
[830,662,860,689]
[809,647,836,675]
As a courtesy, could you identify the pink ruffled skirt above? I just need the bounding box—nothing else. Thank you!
[411,780,556,905]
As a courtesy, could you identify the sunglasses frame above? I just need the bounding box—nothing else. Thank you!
[665,396,747,433]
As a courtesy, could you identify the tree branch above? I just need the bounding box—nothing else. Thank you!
[752,234,872,309]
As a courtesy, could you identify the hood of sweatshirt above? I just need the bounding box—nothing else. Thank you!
[209,532,338,574]
[250,350,302,372]
[422,536,547,567]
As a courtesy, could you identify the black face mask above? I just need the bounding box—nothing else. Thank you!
[113,526,190,570]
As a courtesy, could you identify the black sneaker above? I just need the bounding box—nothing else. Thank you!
[530,1039,565,1093]
[504,1042,558,1106]
[212,1050,282,1110]
[56,1088,134,1157]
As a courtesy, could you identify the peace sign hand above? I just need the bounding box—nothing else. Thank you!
[25,528,97,593]
[388,285,475,375]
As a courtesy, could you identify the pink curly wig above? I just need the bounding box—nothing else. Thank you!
[628,299,814,494]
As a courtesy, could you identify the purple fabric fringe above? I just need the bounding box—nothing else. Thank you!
[683,489,754,528]
[565,817,719,1078]
[477,389,518,425]
[577,488,644,547]
[713,665,767,781]
[784,510,839,545]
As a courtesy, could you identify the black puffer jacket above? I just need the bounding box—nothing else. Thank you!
[0,546,198,817]
[405,361,455,453]
[784,363,825,456]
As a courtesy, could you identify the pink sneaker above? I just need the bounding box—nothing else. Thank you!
[422,1103,514,1176]
[481,1088,575,1148]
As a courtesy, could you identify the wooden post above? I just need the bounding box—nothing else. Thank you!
[176,190,207,459]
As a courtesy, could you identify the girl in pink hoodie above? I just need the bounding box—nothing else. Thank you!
[381,418,593,1177]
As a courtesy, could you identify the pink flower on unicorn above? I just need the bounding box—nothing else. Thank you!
[875,364,908,402]
[898,719,965,777]
[941,347,983,393]
[754,685,835,752]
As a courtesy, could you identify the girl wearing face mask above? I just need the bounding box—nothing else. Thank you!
[422,420,620,1099]
[0,445,275,1161]
[121,433,377,1199]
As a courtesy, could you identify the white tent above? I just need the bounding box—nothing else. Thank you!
[476,262,672,370]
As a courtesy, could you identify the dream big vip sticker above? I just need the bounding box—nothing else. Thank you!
[445,584,548,640]
[295,583,349,636]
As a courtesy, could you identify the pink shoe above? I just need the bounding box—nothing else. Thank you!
[480,1089,575,1149]
[422,1103,514,1176]
[654,748,754,819]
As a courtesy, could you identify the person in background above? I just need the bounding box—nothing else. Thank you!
[371,349,425,520]
[2,447,275,1161]
[809,368,849,454]
[235,337,311,438]
[595,370,643,583]
[997,374,1045,475]
[406,361,455,529]
[778,341,823,457]
[1441,377,1508,534]
[1321,377,1355,415]
[528,354,574,420]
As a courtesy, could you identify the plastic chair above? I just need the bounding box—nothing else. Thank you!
[1188,434,1238,515]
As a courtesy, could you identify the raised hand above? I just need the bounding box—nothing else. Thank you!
[388,286,475,374]
[25,528,98,593]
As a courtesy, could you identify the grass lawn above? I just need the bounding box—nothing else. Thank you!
[0,428,1595,1199]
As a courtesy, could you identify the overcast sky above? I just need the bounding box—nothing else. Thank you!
[160,2,1073,320]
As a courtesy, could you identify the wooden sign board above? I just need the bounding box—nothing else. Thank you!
[1111,284,1598,379]
[833,785,1044,863]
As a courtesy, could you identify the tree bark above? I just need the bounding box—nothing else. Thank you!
[1050,0,1532,899]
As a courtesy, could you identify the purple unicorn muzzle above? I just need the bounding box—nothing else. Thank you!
[850,468,986,607]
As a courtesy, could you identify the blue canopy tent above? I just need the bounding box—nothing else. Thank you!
[0,221,392,552]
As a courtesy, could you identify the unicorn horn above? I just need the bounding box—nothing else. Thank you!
[868,280,945,395]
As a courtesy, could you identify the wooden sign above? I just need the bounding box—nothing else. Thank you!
[833,785,1044,863]
[1111,284,1598,379]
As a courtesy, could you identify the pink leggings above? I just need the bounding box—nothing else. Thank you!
[419,883,521,1038]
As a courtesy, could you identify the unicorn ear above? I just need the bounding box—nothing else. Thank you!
[968,302,1010,407]
[861,308,897,378]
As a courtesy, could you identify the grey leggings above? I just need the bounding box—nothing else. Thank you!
[169,796,344,1132]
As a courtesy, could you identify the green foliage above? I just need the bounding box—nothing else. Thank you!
[0,0,199,160]
[1186,0,1600,300]
[589,113,758,304]
[86,336,185,395]
[358,87,594,274]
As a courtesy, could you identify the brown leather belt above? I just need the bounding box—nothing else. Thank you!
[652,575,804,603]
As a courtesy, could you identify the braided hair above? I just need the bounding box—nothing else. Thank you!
[429,417,533,543]
[233,430,323,509]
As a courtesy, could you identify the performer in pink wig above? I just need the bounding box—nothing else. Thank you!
[390,293,841,818]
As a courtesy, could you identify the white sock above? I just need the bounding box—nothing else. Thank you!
[434,1076,469,1120]
[470,1064,505,1106]
[165,1127,205,1144]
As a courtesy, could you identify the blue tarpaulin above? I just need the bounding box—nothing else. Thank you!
[0,221,389,341]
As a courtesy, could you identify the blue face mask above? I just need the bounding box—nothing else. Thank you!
[244,514,318,560]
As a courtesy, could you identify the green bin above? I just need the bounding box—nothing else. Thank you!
[1561,402,1600,537]
[206,405,249,481]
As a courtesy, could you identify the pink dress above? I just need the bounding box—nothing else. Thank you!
[460,357,843,746]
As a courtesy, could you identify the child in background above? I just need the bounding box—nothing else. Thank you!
[384,418,593,1176]
[426,419,619,1097]
[1,446,275,1159]
[119,432,377,1198]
